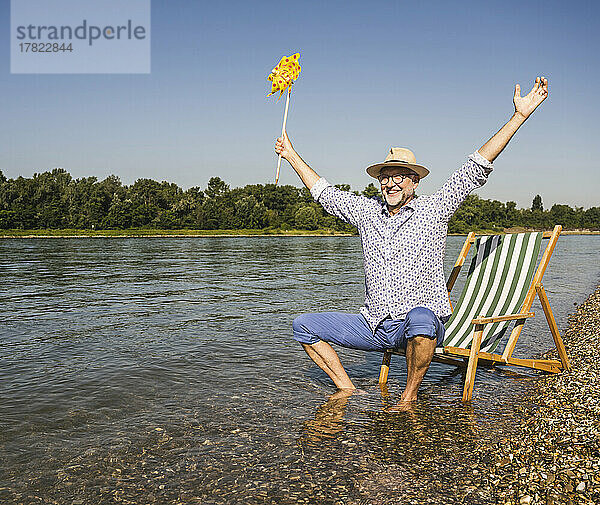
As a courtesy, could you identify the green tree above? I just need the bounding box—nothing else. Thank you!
[205,177,229,199]
[450,195,483,231]
[4,176,37,228]
[261,184,301,213]
[233,195,268,229]
[0,210,16,228]
[505,201,518,227]
[102,195,133,229]
[152,210,178,229]
[531,195,543,212]
[362,183,380,199]
[294,205,319,230]
[550,204,579,229]
[265,209,281,228]
[172,187,203,227]
[582,207,600,230]
[198,177,233,229]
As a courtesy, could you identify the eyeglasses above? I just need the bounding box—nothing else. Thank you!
[378,173,411,185]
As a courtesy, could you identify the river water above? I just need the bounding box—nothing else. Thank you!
[1,235,599,504]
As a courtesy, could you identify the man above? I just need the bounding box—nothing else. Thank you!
[275,77,549,403]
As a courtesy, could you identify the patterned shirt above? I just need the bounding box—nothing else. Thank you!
[310,151,494,333]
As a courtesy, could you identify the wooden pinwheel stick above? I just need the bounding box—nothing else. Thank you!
[275,87,291,185]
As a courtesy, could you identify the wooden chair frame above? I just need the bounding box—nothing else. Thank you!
[379,225,571,402]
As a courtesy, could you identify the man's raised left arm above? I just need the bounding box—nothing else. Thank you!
[434,77,549,220]
[478,76,548,162]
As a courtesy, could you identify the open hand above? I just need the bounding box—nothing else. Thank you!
[514,76,548,120]
[274,130,294,160]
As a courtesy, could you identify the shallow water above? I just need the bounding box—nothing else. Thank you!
[1,235,599,504]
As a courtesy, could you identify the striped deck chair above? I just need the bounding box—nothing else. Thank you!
[378,225,571,401]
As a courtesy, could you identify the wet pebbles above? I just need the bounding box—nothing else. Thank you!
[484,285,600,504]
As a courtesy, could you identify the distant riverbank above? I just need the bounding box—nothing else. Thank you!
[1,228,599,238]
[0,228,355,238]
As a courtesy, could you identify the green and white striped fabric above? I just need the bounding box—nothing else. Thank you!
[442,232,542,353]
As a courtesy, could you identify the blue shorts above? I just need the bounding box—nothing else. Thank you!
[292,307,446,351]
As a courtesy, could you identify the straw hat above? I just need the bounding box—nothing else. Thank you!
[366,147,429,180]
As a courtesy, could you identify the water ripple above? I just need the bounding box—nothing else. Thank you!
[0,235,598,503]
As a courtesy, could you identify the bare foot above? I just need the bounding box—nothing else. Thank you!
[328,388,355,401]
[328,388,368,400]
[386,400,416,413]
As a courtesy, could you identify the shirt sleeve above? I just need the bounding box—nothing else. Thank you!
[432,150,494,221]
[310,177,367,228]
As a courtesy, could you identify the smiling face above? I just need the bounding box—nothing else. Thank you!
[378,167,419,214]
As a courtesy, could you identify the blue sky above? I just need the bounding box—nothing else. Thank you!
[1,0,598,208]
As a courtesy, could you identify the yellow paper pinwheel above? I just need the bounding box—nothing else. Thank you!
[267,53,301,101]
[268,52,302,184]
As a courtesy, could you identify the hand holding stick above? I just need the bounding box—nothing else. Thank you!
[275,88,291,184]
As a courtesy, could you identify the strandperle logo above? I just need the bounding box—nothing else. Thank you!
[15,19,146,46]
[11,0,151,74]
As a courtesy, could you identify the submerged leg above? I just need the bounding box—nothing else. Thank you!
[401,335,436,402]
[293,312,379,390]
[396,307,445,403]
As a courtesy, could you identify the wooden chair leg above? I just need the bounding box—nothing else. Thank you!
[379,351,391,384]
[462,324,484,402]
[536,283,572,371]
[379,382,390,400]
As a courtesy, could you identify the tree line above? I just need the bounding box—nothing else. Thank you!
[0,168,598,232]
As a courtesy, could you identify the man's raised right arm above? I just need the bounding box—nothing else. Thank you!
[274,131,366,228]
[274,130,320,190]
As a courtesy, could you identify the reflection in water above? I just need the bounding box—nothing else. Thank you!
[300,388,356,448]
[357,401,488,504]
[297,386,502,504]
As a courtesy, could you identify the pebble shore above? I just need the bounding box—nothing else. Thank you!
[486,285,600,504]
